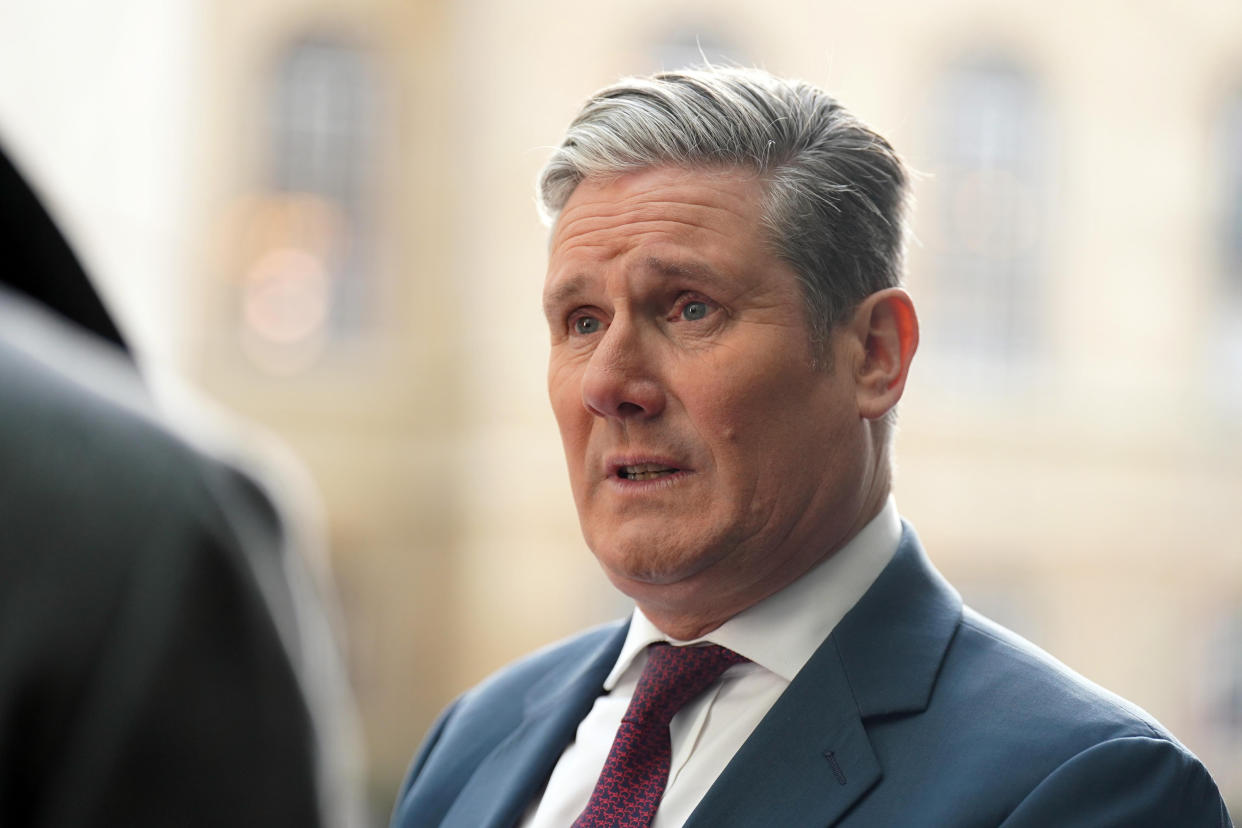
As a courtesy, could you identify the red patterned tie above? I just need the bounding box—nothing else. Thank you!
[572,642,747,828]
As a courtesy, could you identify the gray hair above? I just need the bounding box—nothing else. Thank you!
[537,66,911,349]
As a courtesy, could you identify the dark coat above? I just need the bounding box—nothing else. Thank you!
[0,143,328,826]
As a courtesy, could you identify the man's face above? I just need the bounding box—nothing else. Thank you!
[543,166,873,630]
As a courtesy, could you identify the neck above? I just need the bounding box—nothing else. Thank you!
[636,485,892,641]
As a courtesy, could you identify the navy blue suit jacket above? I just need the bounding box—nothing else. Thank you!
[393,525,1233,827]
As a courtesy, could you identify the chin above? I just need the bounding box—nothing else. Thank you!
[590,532,726,590]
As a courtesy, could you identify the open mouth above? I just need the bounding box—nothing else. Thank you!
[617,463,681,481]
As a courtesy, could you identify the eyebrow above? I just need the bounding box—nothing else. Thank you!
[641,256,728,289]
[542,257,728,317]
[542,274,590,318]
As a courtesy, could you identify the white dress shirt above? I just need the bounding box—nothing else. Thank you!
[521,497,902,828]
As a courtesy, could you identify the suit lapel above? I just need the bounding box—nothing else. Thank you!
[440,622,628,828]
[684,637,881,828]
[687,523,962,827]
[829,524,962,721]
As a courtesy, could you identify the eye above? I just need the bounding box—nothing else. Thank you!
[681,301,710,321]
[668,294,718,325]
[573,315,602,335]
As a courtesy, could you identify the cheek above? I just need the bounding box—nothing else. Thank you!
[548,360,584,427]
[699,362,851,491]
[547,353,575,400]
[547,363,593,489]
[701,362,819,444]
[690,380,798,500]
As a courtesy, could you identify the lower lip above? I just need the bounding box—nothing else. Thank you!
[607,469,694,492]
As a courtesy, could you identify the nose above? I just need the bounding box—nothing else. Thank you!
[580,317,666,421]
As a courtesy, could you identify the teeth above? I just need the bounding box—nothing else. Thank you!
[620,463,678,480]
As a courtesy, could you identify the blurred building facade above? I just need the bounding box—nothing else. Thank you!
[4,0,1239,819]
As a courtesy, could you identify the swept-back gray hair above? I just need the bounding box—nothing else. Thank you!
[537,67,911,347]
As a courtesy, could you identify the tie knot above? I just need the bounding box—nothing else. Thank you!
[627,643,747,725]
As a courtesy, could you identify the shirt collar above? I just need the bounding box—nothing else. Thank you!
[603,496,902,689]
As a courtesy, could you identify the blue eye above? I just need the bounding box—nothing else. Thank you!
[681,301,709,321]
[573,316,602,335]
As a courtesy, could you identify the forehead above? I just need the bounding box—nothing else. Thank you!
[545,166,770,282]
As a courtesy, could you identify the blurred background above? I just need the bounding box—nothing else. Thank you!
[1,0,1239,820]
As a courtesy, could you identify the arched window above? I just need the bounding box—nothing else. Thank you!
[240,35,379,371]
[923,57,1047,390]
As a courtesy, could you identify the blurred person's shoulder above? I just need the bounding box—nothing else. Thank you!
[0,287,292,654]
[0,287,278,547]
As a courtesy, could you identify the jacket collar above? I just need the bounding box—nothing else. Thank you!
[438,621,629,828]
[686,521,961,827]
[832,520,962,718]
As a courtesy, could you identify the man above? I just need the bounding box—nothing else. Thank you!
[392,68,1233,826]
[0,143,361,826]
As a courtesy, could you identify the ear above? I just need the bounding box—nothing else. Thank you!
[847,288,919,420]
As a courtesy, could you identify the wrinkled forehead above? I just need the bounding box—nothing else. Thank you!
[546,166,770,268]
